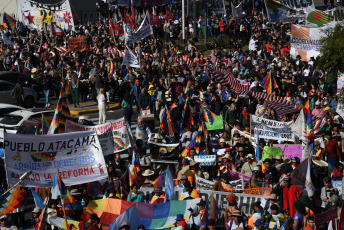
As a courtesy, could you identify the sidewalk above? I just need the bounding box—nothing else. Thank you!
[65,102,121,115]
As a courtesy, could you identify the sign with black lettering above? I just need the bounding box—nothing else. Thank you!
[4,131,108,187]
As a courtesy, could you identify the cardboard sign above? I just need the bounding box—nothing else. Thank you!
[273,144,302,160]
[262,146,284,161]
[244,188,262,195]
[67,36,88,52]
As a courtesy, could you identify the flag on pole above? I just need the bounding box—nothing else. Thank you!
[180,99,194,132]
[3,13,16,30]
[256,130,261,162]
[51,174,76,204]
[208,194,218,221]
[35,202,49,230]
[0,185,27,216]
[261,71,278,94]
[165,166,174,201]
[160,108,177,136]
[48,90,70,134]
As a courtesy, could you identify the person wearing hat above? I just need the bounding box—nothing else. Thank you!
[141,169,155,187]
[28,207,42,227]
[273,155,282,167]
[227,210,245,230]
[254,219,268,230]
[151,186,165,204]
[220,151,236,171]
[118,221,130,230]
[241,153,256,176]
[245,166,264,189]
[78,116,86,125]
[79,213,100,230]
[277,176,302,218]
[291,157,300,169]
[179,180,200,200]
[196,199,207,218]
[262,173,275,197]
[266,194,280,213]
[172,214,187,230]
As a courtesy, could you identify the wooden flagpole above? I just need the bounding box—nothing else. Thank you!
[56,168,69,230]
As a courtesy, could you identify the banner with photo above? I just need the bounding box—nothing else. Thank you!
[147,140,179,161]
[251,115,294,141]
[111,117,131,153]
[124,12,153,44]
[264,0,306,24]
[65,120,114,156]
[4,131,108,187]
[290,24,327,61]
[17,0,74,31]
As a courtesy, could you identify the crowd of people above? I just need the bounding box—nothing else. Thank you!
[0,0,343,229]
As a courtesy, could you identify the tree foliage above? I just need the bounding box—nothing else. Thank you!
[317,23,344,83]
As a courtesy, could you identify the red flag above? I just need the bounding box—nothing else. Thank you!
[124,9,135,29]
[109,16,124,36]
[131,0,135,24]
[148,12,164,25]
[166,9,174,21]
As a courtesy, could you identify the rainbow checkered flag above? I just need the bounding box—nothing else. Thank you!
[48,90,70,134]
[51,174,75,204]
[0,185,27,216]
[200,107,215,126]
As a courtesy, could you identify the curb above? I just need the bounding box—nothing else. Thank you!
[69,103,121,115]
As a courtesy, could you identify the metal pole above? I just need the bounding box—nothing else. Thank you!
[182,0,185,40]
[204,3,207,46]
[193,0,196,41]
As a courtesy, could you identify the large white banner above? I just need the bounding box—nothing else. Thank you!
[251,115,294,141]
[290,24,327,61]
[232,2,243,21]
[264,0,306,24]
[195,176,244,193]
[122,46,140,68]
[17,0,74,31]
[124,12,153,44]
[4,131,108,187]
[65,120,114,156]
[212,0,226,14]
[111,117,131,153]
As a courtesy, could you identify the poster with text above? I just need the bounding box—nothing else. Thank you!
[66,120,114,156]
[112,117,131,152]
[4,131,108,187]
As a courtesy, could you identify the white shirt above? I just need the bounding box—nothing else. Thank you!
[98,94,106,106]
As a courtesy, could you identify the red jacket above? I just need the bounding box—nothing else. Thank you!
[78,221,99,230]
[326,139,341,158]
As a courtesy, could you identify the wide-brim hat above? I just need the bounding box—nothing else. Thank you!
[142,169,155,177]
[196,199,206,206]
[246,154,254,159]
[232,210,242,217]
[175,214,185,221]
[222,153,231,160]
[312,159,328,167]
[269,194,277,200]
[70,189,81,195]
[33,207,42,213]
[238,147,244,152]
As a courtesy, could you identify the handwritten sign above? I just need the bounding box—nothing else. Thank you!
[273,144,302,159]
[262,146,284,161]
[244,188,262,195]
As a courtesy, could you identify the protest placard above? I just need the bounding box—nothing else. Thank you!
[244,188,262,195]
[332,180,342,196]
[66,120,114,155]
[112,118,131,153]
[196,176,244,193]
[148,141,179,160]
[262,146,284,161]
[67,36,88,52]
[194,155,217,166]
[273,144,302,160]
[205,115,223,130]
[251,115,294,141]
[4,131,108,187]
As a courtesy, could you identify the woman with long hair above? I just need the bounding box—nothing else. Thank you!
[122,93,134,127]
[97,88,108,124]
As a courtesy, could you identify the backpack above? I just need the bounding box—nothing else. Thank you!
[11,84,18,99]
